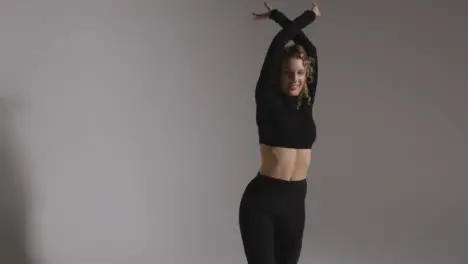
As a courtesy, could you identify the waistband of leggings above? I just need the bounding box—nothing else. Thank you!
[255,172,307,186]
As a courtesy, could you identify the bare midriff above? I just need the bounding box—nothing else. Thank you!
[258,144,312,181]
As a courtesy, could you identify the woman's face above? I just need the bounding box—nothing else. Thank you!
[280,57,307,96]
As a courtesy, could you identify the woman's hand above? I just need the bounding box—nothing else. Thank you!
[312,2,321,17]
[252,1,273,20]
[253,1,321,20]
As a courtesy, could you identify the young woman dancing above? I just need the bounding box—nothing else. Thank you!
[238,2,321,264]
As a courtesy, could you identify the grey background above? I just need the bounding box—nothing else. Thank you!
[1,0,467,263]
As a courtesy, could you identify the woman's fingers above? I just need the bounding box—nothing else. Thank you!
[252,2,272,20]
[312,2,321,16]
[252,11,270,20]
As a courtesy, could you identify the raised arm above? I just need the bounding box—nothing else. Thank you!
[255,10,316,108]
[269,10,317,59]
[269,9,319,104]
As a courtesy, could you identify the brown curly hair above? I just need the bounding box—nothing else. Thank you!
[282,44,315,109]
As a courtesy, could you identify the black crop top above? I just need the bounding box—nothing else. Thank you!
[255,9,319,149]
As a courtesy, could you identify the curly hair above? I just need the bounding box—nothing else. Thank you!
[282,44,315,109]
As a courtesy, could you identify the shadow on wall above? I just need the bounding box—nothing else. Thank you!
[0,98,34,264]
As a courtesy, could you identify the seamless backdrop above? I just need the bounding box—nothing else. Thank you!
[0,0,467,264]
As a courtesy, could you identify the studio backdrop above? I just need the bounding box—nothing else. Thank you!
[0,0,467,264]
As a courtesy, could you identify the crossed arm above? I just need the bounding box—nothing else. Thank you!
[255,9,318,108]
[270,10,317,59]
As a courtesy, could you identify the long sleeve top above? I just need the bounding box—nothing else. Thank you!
[256,9,318,149]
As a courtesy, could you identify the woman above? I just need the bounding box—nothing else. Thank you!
[239,2,321,264]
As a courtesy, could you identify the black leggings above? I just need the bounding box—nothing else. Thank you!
[239,173,307,264]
